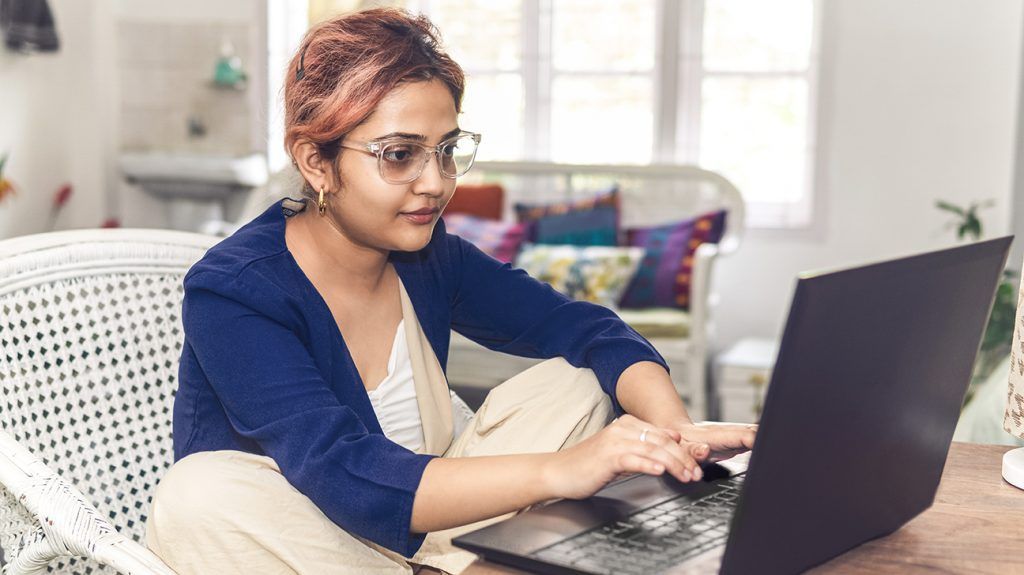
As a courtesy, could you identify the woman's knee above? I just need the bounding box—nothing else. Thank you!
[149,450,280,533]
[538,358,608,409]
[494,357,612,422]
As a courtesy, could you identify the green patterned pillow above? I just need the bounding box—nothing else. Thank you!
[515,244,645,308]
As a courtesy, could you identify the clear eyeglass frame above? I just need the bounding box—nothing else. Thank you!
[338,131,482,185]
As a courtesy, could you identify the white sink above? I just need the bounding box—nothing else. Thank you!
[120,152,269,231]
[120,152,268,199]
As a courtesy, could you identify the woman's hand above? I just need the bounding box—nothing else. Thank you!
[613,362,756,464]
[543,414,711,501]
[662,419,758,463]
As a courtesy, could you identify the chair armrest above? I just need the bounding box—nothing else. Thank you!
[0,430,177,575]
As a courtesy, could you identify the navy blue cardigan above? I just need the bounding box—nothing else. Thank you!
[173,198,669,557]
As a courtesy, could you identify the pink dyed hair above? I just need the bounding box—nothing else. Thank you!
[283,8,465,195]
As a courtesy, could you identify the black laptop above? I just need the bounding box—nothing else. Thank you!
[452,237,1012,575]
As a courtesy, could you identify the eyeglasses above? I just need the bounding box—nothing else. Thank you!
[339,132,482,185]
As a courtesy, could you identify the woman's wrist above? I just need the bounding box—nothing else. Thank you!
[538,450,572,500]
[615,361,694,427]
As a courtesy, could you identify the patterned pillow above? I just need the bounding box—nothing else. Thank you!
[514,187,619,246]
[619,210,727,310]
[515,243,645,308]
[443,213,527,263]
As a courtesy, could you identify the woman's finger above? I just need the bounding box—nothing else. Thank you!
[616,452,667,477]
[687,441,711,461]
[657,436,704,480]
[687,422,758,451]
[706,443,758,462]
[662,428,682,442]
[632,436,702,482]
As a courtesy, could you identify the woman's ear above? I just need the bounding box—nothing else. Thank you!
[292,140,330,192]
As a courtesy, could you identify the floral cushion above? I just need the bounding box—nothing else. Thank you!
[619,210,727,310]
[443,213,527,263]
[514,187,619,246]
[515,243,644,308]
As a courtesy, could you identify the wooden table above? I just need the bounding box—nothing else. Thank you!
[465,443,1024,574]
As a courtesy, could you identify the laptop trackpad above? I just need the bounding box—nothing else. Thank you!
[455,472,727,557]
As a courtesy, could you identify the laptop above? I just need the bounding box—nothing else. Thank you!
[452,236,1012,575]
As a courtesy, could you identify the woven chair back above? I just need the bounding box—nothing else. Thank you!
[0,229,217,574]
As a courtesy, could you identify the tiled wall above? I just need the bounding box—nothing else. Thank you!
[117,21,255,155]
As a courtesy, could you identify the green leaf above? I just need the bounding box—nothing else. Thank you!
[938,199,988,241]
[935,200,965,216]
[980,280,1018,352]
[964,216,982,241]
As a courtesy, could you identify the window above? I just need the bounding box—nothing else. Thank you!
[548,0,657,164]
[305,0,821,229]
[695,0,819,228]
[422,0,526,161]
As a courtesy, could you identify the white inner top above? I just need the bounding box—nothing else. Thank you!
[366,319,475,452]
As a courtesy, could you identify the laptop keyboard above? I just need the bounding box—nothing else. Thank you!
[528,475,744,575]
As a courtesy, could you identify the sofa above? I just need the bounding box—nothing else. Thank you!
[444,160,745,419]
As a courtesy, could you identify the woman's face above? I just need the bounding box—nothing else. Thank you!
[327,78,459,254]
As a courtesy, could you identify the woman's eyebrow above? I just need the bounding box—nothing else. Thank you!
[371,127,462,143]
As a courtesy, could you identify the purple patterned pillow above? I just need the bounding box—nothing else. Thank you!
[619,210,727,310]
[442,213,528,263]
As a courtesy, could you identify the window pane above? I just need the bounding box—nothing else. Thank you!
[551,76,652,164]
[461,73,523,161]
[700,77,808,203]
[553,0,655,72]
[703,0,813,72]
[309,0,406,24]
[421,0,521,71]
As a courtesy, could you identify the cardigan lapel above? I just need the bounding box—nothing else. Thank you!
[398,278,453,456]
[391,251,451,370]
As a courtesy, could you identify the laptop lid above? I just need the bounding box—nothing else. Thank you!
[720,236,1012,574]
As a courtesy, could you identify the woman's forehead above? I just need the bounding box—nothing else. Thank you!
[354,79,458,140]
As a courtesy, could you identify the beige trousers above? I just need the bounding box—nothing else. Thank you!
[146,357,614,574]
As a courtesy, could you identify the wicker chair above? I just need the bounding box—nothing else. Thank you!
[0,229,218,574]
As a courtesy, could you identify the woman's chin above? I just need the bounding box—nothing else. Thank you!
[390,224,436,252]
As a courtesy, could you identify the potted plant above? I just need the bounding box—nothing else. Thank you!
[936,199,1018,399]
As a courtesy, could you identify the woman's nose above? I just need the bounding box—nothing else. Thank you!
[411,152,446,195]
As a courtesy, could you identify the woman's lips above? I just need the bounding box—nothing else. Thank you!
[400,208,438,225]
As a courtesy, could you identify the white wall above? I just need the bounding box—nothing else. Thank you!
[712,0,1024,351]
[0,0,269,238]
[0,0,116,238]
[1010,7,1024,273]
[112,0,267,229]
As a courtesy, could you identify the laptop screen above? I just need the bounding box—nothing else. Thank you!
[720,237,1011,575]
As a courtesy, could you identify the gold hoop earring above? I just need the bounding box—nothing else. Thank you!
[317,185,327,216]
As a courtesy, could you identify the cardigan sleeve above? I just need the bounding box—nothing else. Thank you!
[181,270,435,558]
[447,235,669,415]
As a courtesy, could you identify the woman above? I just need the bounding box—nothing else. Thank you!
[145,8,756,575]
